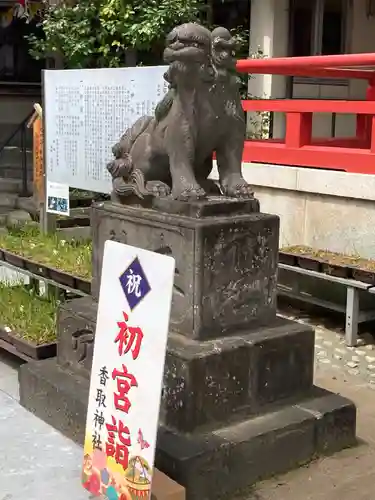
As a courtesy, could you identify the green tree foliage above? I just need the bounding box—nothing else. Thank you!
[27,0,202,68]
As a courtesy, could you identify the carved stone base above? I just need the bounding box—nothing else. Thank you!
[19,297,357,500]
[18,198,357,499]
[91,199,278,340]
[162,317,316,433]
[157,390,356,500]
[19,352,356,500]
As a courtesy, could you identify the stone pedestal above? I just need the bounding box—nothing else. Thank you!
[19,198,356,500]
[91,197,274,339]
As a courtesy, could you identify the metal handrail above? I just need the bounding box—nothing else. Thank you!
[0,109,34,196]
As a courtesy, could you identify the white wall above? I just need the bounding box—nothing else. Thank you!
[210,161,375,259]
[248,0,289,98]
[248,0,289,138]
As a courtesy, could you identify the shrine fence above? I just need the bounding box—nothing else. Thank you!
[237,52,375,175]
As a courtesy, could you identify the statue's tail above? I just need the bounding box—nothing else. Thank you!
[112,116,153,159]
[110,116,154,201]
[112,169,150,200]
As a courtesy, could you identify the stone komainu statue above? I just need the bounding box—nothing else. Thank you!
[107,22,253,202]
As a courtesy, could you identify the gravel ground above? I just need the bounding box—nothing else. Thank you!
[278,301,375,386]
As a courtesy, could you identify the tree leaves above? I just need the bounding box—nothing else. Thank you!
[27,0,202,68]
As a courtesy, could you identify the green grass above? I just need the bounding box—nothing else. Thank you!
[0,225,92,279]
[0,283,57,345]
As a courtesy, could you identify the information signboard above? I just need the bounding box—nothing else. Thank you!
[44,66,168,193]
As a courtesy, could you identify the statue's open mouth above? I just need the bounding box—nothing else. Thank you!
[164,39,208,63]
[164,45,207,63]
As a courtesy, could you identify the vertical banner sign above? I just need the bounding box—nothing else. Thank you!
[82,240,175,499]
[33,116,44,203]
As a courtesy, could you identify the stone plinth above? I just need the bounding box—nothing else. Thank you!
[92,199,276,340]
[19,198,357,500]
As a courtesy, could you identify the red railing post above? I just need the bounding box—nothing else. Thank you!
[356,115,368,141]
[361,78,375,146]
[285,112,312,148]
[370,115,375,153]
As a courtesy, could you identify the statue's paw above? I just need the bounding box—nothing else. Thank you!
[230,183,254,198]
[173,184,206,201]
[145,181,171,198]
[221,176,254,198]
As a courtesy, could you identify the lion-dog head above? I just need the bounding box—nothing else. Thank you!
[211,27,237,72]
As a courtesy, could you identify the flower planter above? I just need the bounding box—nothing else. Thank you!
[3,250,26,269]
[47,267,76,288]
[76,278,91,295]
[23,256,49,277]
[321,262,351,279]
[350,268,375,286]
[297,255,323,272]
[0,326,56,361]
[0,251,91,294]
[279,245,375,285]
[278,251,298,267]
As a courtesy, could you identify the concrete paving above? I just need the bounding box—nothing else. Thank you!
[1,317,375,500]
[0,351,88,500]
[0,350,20,401]
[251,367,375,500]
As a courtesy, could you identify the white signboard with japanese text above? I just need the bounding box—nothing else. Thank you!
[82,240,175,499]
[44,66,169,194]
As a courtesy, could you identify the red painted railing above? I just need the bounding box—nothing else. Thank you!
[236,53,375,174]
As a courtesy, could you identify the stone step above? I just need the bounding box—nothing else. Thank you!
[0,168,33,182]
[0,164,33,173]
[0,125,33,148]
[0,147,33,181]
[0,192,18,208]
[0,178,32,194]
[0,146,33,166]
